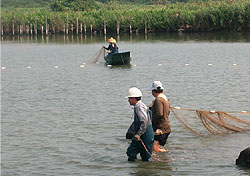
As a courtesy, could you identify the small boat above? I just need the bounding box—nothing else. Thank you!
[104,52,131,65]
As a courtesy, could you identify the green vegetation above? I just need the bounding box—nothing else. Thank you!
[1,0,51,8]
[50,0,101,11]
[1,0,183,8]
[1,0,250,34]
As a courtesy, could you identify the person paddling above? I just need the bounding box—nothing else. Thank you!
[103,37,119,54]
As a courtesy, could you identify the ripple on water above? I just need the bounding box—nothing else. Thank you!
[1,40,250,176]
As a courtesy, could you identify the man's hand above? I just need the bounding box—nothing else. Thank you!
[132,135,140,141]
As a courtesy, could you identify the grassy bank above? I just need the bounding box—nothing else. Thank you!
[1,0,250,35]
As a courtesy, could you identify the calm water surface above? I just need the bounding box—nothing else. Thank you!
[1,33,250,175]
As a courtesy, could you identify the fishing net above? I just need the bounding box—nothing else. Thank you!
[86,47,105,63]
[170,107,250,136]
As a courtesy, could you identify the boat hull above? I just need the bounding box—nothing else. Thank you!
[104,52,131,65]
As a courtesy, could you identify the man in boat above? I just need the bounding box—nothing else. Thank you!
[103,37,119,54]
[125,87,154,162]
[150,81,171,152]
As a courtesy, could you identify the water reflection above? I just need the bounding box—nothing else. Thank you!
[1,31,250,44]
[130,159,173,176]
[106,64,132,69]
[1,34,250,176]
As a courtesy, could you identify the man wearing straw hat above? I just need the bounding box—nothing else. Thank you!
[125,87,154,162]
[103,37,119,54]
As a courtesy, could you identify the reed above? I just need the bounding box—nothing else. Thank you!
[1,0,250,35]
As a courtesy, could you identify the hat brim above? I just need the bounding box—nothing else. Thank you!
[108,39,116,43]
[151,87,164,91]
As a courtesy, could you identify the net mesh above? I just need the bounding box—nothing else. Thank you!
[171,107,250,136]
[86,47,105,64]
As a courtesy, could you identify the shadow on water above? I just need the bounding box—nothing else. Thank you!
[2,31,250,44]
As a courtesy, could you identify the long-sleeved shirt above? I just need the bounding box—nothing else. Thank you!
[152,94,171,133]
[133,100,152,137]
[105,44,119,53]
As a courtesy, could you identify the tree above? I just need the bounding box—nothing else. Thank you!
[50,0,100,11]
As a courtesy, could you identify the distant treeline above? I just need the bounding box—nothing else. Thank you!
[1,0,51,8]
[1,0,193,8]
[1,0,250,35]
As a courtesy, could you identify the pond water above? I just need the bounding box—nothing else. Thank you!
[1,32,250,175]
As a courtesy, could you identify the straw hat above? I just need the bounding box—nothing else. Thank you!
[107,37,116,43]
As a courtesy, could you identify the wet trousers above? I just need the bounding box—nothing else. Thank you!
[126,140,153,161]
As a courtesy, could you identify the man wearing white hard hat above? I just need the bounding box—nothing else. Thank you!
[151,81,171,152]
[125,87,154,161]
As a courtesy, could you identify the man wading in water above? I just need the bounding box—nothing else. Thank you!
[150,81,171,152]
[125,87,154,161]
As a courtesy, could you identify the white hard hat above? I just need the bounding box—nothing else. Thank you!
[125,87,142,98]
[151,81,164,91]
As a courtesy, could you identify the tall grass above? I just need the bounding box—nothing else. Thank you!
[1,0,250,34]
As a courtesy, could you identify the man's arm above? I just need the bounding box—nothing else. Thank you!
[135,107,148,137]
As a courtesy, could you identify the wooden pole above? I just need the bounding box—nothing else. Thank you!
[63,23,65,34]
[66,14,69,35]
[19,25,23,35]
[1,23,3,36]
[116,19,120,35]
[12,20,15,35]
[26,25,29,35]
[76,17,79,35]
[71,24,74,34]
[41,26,44,35]
[80,23,82,34]
[84,24,86,34]
[104,21,106,35]
[145,20,147,35]
[45,17,48,35]
[30,24,33,35]
[117,35,120,42]
[129,24,132,34]
[34,23,37,35]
